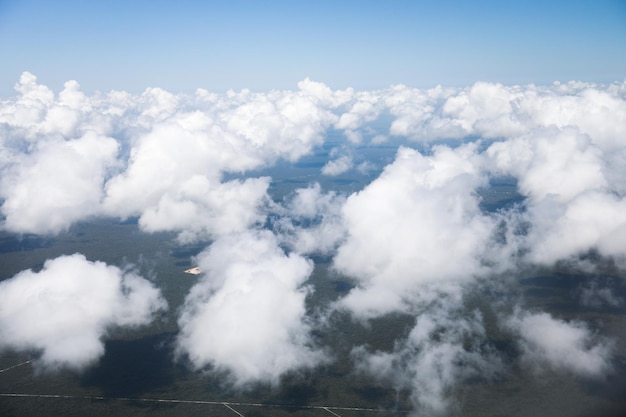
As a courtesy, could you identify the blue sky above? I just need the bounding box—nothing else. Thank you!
[0,0,625,95]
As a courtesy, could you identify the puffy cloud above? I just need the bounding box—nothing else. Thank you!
[519,85,626,151]
[334,90,384,143]
[138,176,271,244]
[525,191,626,264]
[176,230,326,386]
[334,94,381,131]
[0,254,166,371]
[100,112,274,242]
[381,80,626,146]
[98,87,338,241]
[486,127,608,203]
[324,81,625,414]
[321,155,353,176]
[385,84,457,141]
[6,72,55,131]
[445,82,534,139]
[102,113,228,218]
[0,132,119,234]
[485,126,626,264]
[505,310,612,377]
[333,144,494,318]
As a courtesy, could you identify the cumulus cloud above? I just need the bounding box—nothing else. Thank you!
[321,154,353,176]
[383,80,626,144]
[333,144,495,318]
[176,230,326,386]
[136,176,271,244]
[486,127,608,203]
[0,73,342,240]
[525,191,626,264]
[485,126,626,265]
[334,90,384,143]
[505,310,612,378]
[0,132,119,234]
[0,254,166,371]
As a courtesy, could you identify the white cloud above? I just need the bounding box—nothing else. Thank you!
[519,85,626,151]
[333,144,494,318]
[176,230,326,386]
[3,73,625,264]
[321,155,353,176]
[505,310,612,377]
[381,80,626,147]
[440,82,527,139]
[485,126,626,264]
[333,91,383,143]
[526,191,626,264]
[0,73,342,240]
[7,73,55,131]
[0,132,119,234]
[138,176,271,244]
[334,95,380,131]
[0,254,166,371]
[486,127,607,203]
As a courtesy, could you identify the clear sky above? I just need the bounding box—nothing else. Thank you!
[0,0,625,95]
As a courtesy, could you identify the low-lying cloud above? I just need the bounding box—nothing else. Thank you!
[353,304,501,416]
[505,309,612,377]
[333,144,494,319]
[176,230,326,386]
[0,254,166,371]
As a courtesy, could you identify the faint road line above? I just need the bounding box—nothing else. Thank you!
[223,402,245,416]
[0,361,30,373]
[323,406,342,416]
[0,392,407,414]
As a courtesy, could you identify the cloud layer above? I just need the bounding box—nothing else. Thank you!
[1,73,625,412]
